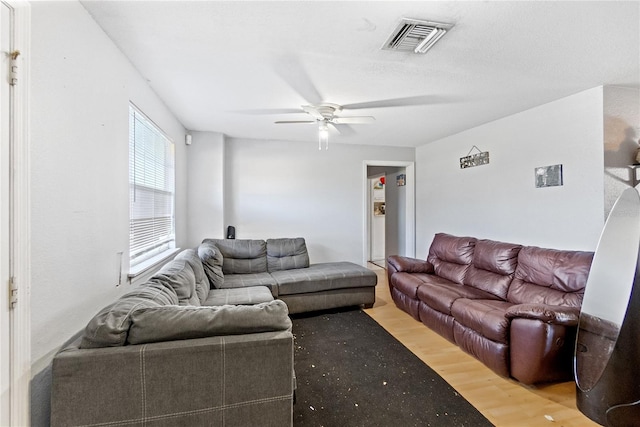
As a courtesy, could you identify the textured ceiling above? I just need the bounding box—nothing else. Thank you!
[81,1,640,148]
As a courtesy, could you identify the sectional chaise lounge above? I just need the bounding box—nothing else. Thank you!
[387,233,593,385]
[50,237,377,427]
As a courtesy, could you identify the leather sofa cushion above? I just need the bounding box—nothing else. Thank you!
[390,272,428,299]
[508,246,593,306]
[427,233,476,284]
[204,239,268,274]
[451,299,513,344]
[198,240,224,289]
[417,280,499,315]
[127,300,292,345]
[266,238,310,272]
[464,238,521,299]
[175,248,209,304]
[153,259,200,306]
[80,282,178,348]
[472,239,522,275]
[273,262,377,296]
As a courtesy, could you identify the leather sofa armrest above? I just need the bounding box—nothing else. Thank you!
[387,255,434,274]
[505,303,580,326]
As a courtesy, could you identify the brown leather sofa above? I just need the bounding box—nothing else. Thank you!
[387,233,593,385]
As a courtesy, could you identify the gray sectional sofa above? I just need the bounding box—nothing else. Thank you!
[206,237,378,314]
[50,237,377,427]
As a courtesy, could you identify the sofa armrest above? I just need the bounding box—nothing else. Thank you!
[387,255,434,274]
[505,303,580,326]
[51,331,294,427]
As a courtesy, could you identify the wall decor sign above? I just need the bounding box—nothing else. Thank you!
[535,164,563,188]
[460,145,490,169]
[396,174,406,186]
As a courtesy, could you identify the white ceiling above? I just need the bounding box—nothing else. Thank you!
[81,1,640,148]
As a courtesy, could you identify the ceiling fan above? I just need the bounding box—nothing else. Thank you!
[274,103,375,150]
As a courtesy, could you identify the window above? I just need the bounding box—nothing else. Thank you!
[128,104,175,269]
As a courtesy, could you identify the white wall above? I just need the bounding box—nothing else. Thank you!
[29,2,187,424]
[221,138,415,264]
[186,131,225,247]
[415,87,605,258]
[604,86,640,217]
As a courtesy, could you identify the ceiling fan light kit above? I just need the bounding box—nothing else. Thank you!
[275,103,376,150]
[318,122,329,150]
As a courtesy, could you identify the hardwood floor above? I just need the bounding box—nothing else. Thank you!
[363,264,598,427]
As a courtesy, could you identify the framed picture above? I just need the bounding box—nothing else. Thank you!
[373,176,385,190]
[397,174,406,186]
[535,164,563,188]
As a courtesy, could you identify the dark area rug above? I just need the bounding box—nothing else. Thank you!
[291,308,494,426]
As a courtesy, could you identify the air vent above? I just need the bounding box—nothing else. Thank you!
[382,18,453,54]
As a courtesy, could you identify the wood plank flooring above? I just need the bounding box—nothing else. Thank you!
[363,264,599,427]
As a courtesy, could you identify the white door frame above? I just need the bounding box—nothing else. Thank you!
[362,160,415,265]
[1,1,30,425]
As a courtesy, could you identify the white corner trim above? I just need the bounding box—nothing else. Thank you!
[6,1,31,425]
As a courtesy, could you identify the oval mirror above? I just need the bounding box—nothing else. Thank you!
[575,188,640,391]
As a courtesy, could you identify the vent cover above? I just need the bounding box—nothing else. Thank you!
[382,18,453,54]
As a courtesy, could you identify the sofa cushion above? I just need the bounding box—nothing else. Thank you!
[80,282,178,348]
[507,246,593,307]
[204,286,274,306]
[219,273,277,290]
[273,262,377,296]
[266,238,310,272]
[127,300,292,345]
[204,239,268,274]
[464,239,522,299]
[390,272,428,299]
[153,259,200,306]
[451,298,514,344]
[175,248,209,304]
[198,240,224,289]
[427,233,476,285]
[416,280,500,315]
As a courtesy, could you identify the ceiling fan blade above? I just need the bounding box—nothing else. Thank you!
[328,122,357,136]
[301,105,325,121]
[342,95,452,110]
[327,122,341,135]
[332,116,375,124]
[273,55,323,105]
[274,120,316,124]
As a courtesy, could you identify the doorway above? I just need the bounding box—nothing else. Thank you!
[363,161,415,266]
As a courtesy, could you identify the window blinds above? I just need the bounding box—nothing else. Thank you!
[129,105,175,266]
